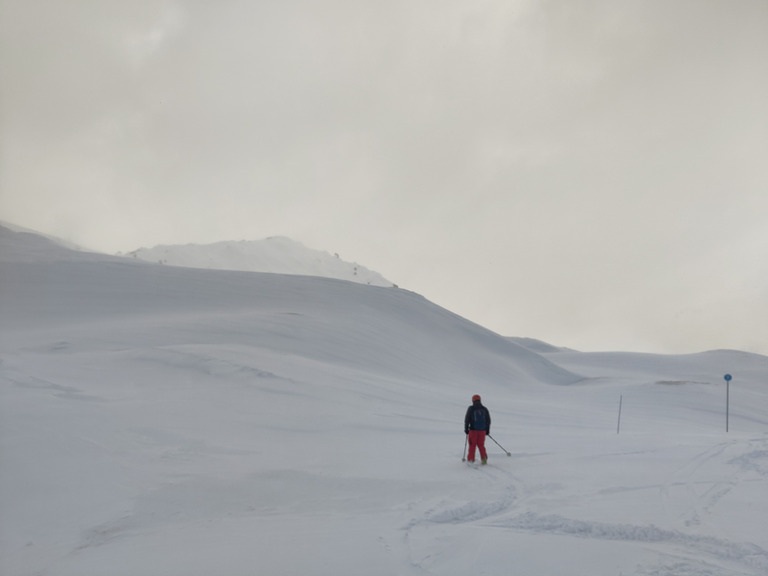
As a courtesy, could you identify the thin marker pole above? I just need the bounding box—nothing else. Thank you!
[617,395,623,434]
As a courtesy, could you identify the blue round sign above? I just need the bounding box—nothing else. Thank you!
[724,374,732,381]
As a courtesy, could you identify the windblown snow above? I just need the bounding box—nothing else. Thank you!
[126,237,395,287]
[1,224,767,576]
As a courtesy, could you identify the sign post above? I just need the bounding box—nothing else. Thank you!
[724,374,732,432]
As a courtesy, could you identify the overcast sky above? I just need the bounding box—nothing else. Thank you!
[2,0,767,355]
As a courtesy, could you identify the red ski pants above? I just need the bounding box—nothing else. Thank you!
[467,430,487,461]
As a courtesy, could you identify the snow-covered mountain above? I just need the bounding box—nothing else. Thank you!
[126,237,396,287]
[0,220,93,259]
[2,223,767,576]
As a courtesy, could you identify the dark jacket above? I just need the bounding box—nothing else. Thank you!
[464,400,490,434]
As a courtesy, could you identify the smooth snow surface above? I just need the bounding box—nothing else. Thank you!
[1,224,767,576]
[126,237,395,287]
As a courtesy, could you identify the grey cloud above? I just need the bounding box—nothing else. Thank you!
[1,0,766,354]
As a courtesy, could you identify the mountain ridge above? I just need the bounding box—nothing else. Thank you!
[0,223,580,387]
[126,236,396,287]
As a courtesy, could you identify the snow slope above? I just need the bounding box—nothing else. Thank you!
[126,237,395,287]
[1,224,767,576]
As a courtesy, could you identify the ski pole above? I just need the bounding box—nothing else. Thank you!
[488,434,511,456]
[461,434,468,462]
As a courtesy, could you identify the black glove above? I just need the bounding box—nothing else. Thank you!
[464,429,469,435]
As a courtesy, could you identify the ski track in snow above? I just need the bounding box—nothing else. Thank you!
[660,441,739,529]
[493,512,768,574]
[397,443,768,576]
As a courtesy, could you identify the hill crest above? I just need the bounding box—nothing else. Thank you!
[126,237,395,287]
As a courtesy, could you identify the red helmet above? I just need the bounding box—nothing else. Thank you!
[472,394,481,402]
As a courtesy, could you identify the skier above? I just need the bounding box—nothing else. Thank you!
[464,394,491,464]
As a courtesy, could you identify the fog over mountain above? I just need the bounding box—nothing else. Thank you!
[126,236,395,287]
